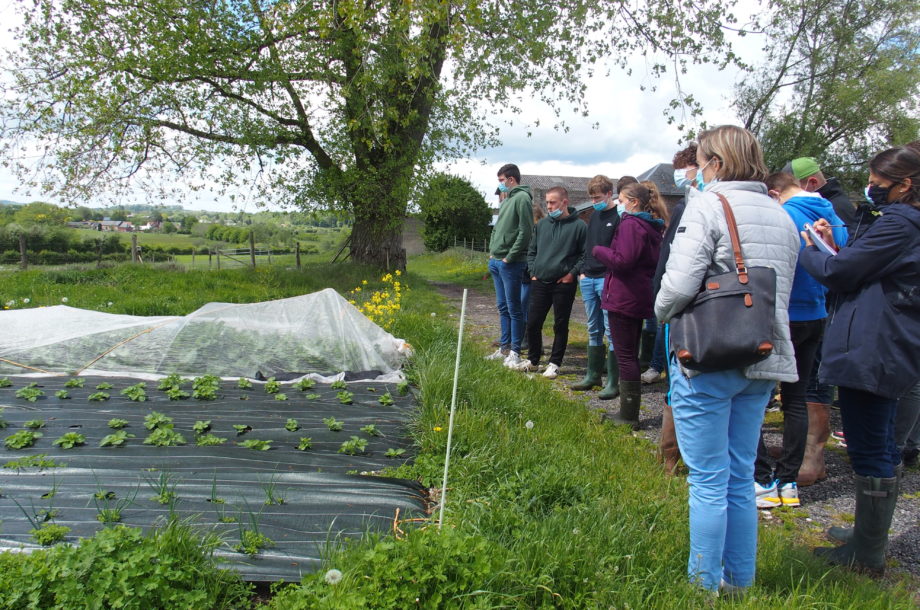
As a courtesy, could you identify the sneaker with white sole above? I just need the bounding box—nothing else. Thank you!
[542,363,560,379]
[513,359,537,372]
[778,481,800,507]
[640,367,662,384]
[503,351,522,368]
[485,348,508,361]
[755,480,781,508]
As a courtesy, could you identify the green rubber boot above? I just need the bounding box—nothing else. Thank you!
[570,345,606,391]
[609,380,641,430]
[815,473,899,573]
[598,352,620,400]
[828,465,902,544]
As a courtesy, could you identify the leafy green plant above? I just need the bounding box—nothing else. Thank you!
[338,436,368,455]
[337,390,354,405]
[262,474,284,505]
[94,491,117,500]
[232,424,251,436]
[235,529,273,556]
[296,437,313,451]
[95,382,113,390]
[144,411,173,430]
[146,471,180,506]
[108,418,129,429]
[88,391,110,402]
[15,385,44,402]
[272,392,287,401]
[192,420,212,434]
[305,393,320,400]
[157,373,187,390]
[195,433,227,446]
[192,375,220,400]
[237,377,253,389]
[378,391,395,406]
[385,447,406,458]
[24,419,45,429]
[52,432,86,449]
[239,439,272,451]
[55,389,70,399]
[3,454,64,470]
[31,522,71,546]
[100,430,135,447]
[5,430,41,449]
[264,377,281,394]
[295,378,316,391]
[0,409,6,429]
[166,386,191,400]
[323,417,343,432]
[284,418,299,432]
[96,508,122,523]
[64,377,85,388]
[0,377,12,388]
[330,380,347,390]
[143,427,186,447]
[360,424,380,437]
[120,383,147,402]
[396,380,410,396]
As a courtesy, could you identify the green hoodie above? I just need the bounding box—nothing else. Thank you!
[489,185,533,263]
[527,207,586,282]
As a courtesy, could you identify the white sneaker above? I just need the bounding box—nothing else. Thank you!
[640,367,662,384]
[542,363,559,379]
[485,348,508,361]
[754,480,781,509]
[513,359,537,372]
[503,351,522,368]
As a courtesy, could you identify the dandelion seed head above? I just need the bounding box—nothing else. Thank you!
[525,420,534,430]
[324,568,343,584]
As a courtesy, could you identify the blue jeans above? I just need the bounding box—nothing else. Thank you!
[488,258,526,353]
[838,386,899,477]
[669,356,774,591]
[579,276,612,350]
[645,319,666,372]
[896,381,920,453]
[521,276,531,329]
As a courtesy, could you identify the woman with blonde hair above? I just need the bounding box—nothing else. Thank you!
[655,125,799,594]
[592,181,667,428]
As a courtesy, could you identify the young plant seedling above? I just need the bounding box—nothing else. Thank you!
[284,418,299,432]
[55,390,70,399]
[196,433,227,446]
[120,383,147,402]
[144,411,173,430]
[0,377,12,388]
[96,508,122,523]
[3,454,64,470]
[52,432,86,449]
[143,428,186,447]
[305,393,320,400]
[396,380,410,396]
[296,437,313,451]
[94,490,117,500]
[239,439,272,451]
[337,391,353,405]
[87,391,110,402]
[261,474,284,505]
[64,377,85,388]
[192,420,212,434]
[274,393,288,401]
[360,424,380,437]
[338,436,368,456]
[95,382,113,390]
[99,430,135,447]
[31,523,70,546]
[107,418,129,429]
[330,380,347,390]
[0,409,7,429]
[166,386,191,400]
[157,373,187,390]
[235,529,273,556]
[294,378,315,391]
[264,378,281,394]
[384,448,406,458]
[4,430,42,449]
[146,471,180,506]
[237,377,253,389]
[323,417,343,432]
[15,385,44,402]
[24,419,45,430]
[378,392,395,406]
[233,424,252,436]
[192,375,220,400]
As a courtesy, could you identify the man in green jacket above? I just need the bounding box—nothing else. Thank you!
[486,163,534,368]
[514,186,586,379]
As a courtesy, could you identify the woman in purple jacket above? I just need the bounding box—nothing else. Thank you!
[592,182,667,428]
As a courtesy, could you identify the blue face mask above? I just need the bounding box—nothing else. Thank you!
[616,203,626,217]
[592,199,608,211]
[498,182,510,193]
[696,158,717,191]
[674,168,693,189]
[548,209,563,219]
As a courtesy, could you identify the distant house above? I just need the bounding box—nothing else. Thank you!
[137,221,162,232]
[67,221,101,230]
[100,220,135,232]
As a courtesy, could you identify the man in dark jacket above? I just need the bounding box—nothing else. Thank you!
[514,186,586,379]
[783,157,857,233]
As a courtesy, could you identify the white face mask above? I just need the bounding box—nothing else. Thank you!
[674,168,693,189]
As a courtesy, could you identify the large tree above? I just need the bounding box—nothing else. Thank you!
[2,0,737,268]
[734,0,920,190]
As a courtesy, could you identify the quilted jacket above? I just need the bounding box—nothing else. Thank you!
[654,181,800,381]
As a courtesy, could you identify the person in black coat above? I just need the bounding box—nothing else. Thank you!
[801,146,920,574]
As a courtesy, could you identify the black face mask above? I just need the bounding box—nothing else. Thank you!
[867,184,892,206]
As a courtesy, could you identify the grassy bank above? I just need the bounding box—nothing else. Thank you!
[0,257,915,607]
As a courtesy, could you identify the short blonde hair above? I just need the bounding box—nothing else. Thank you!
[698,125,768,182]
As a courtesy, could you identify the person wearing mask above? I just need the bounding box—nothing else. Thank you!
[592,182,667,428]
[802,146,920,574]
[750,172,848,509]
[655,125,799,595]
[486,164,533,369]
[570,175,632,398]
[514,186,586,378]
[783,157,858,233]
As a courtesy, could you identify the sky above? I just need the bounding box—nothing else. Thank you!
[0,2,767,214]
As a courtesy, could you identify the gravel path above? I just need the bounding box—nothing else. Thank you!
[431,281,920,584]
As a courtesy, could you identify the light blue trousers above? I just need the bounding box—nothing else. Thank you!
[669,356,774,591]
[579,276,613,349]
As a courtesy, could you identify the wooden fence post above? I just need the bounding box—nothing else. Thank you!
[249,231,256,268]
[131,234,139,263]
[216,250,221,270]
[295,242,301,269]
[208,249,212,270]
[18,234,27,269]
[96,238,103,268]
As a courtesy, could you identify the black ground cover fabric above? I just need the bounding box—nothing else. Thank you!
[0,376,426,581]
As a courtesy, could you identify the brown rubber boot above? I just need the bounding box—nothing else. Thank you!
[797,401,831,487]
[659,403,681,475]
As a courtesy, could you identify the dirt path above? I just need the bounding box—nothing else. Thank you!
[429,279,920,583]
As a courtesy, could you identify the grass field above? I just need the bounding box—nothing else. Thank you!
[0,256,916,608]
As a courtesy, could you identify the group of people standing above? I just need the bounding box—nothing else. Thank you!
[484,126,920,596]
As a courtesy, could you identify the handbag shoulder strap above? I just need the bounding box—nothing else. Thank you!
[716,193,750,285]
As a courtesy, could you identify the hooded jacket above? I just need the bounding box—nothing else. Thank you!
[593,212,663,319]
[818,177,857,233]
[489,185,533,263]
[799,202,920,399]
[527,207,586,282]
[655,181,799,382]
[782,192,849,321]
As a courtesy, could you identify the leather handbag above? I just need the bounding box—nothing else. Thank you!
[669,193,777,372]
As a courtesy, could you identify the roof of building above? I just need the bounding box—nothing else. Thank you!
[520,175,593,192]
[522,163,684,200]
[636,163,683,197]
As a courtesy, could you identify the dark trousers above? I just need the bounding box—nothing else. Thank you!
[608,311,643,382]
[839,386,900,478]
[754,319,824,485]
[525,280,577,366]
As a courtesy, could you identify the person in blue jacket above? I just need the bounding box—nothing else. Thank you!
[752,172,848,509]
[801,146,920,574]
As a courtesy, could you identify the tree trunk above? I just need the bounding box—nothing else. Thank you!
[349,215,406,271]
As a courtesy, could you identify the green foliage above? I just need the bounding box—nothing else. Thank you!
[237,377,253,390]
[337,391,354,405]
[64,377,85,388]
[192,420,212,434]
[96,509,122,523]
[100,430,135,447]
[107,418,129,429]
[158,373,187,390]
[239,439,272,451]
[338,436,368,455]
[120,382,147,402]
[235,529,273,556]
[87,391,110,402]
[396,381,410,396]
[15,385,44,402]
[296,437,313,451]
[195,433,227,447]
[360,424,380,437]
[166,386,191,400]
[24,419,45,429]
[295,378,316,391]
[52,432,86,449]
[143,427,186,447]
[274,392,288,401]
[0,523,252,608]
[0,377,11,388]
[264,377,281,394]
[3,454,64,470]
[285,418,299,432]
[192,375,220,400]
[384,448,406,458]
[4,430,41,449]
[232,424,251,436]
[378,392,395,406]
[330,380,347,390]
[144,411,173,430]
[418,174,492,252]
[95,382,113,390]
[55,389,70,399]
[323,417,343,432]
[31,523,71,546]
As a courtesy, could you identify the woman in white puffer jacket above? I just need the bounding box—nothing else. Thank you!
[655,125,799,595]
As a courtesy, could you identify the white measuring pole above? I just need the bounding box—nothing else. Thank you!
[438,288,467,529]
